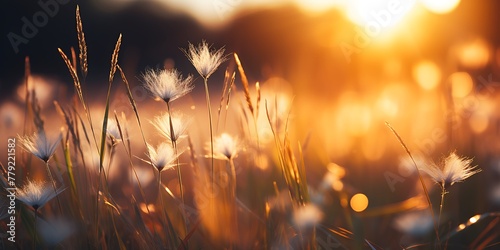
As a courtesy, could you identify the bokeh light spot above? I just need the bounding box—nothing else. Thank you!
[450,72,473,98]
[350,193,369,212]
[413,60,441,90]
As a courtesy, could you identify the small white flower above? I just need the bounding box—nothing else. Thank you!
[146,142,178,172]
[393,210,433,237]
[106,118,122,142]
[142,68,193,103]
[18,131,62,163]
[420,152,481,188]
[293,204,323,229]
[16,180,66,210]
[184,41,226,79]
[151,113,189,143]
[211,133,239,160]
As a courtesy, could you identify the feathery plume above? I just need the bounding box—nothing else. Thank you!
[16,180,66,210]
[106,118,122,143]
[393,210,433,237]
[142,68,193,103]
[420,152,481,188]
[293,204,323,229]
[151,113,189,143]
[18,131,62,163]
[184,41,226,79]
[146,142,178,172]
[211,133,240,160]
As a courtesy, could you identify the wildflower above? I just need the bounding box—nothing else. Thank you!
[420,152,481,189]
[320,163,345,192]
[106,118,122,143]
[393,210,433,237]
[151,113,189,143]
[293,204,323,229]
[142,68,193,103]
[184,41,226,79]
[18,131,61,163]
[146,142,178,172]
[211,133,239,160]
[16,180,66,211]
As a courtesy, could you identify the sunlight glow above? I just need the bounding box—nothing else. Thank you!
[346,0,416,27]
[420,0,460,14]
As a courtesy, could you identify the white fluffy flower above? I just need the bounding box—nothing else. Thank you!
[17,180,66,210]
[420,152,481,188]
[18,131,61,163]
[211,133,239,160]
[146,142,178,172]
[151,113,189,143]
[184,41,226,79]
[142,68,193,103]
[393,210,433,237]
[293,204,323,229]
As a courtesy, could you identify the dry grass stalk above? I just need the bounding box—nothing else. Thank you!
[76,5,88,78]
[385,122,441,245]
[234,53,254,116]
[255,81,261,119]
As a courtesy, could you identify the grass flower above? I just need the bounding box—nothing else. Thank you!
[146,142,178,172]
[393,210,434,237]
[17,180,66,211]
[184,41,227,195]
[293,204,323,229]
[18,131,61,163]
[420,152,481,231]
[184,41,226,79]
[142,68,193,103]
[212,133,240,160]
[420,152,481,189]
[106,118,122,143]
[151,113,189,143]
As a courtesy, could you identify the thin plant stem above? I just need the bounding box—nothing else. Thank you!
[228,158,238,242]
[33,209,38,250]
[203,77,214,193]
[439,185,447,232]
[45,161,63,213]
[165,102,188,239]
[158,172,167,243]
[158,171,177,248]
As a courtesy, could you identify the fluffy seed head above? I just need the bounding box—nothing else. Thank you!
[184,41,226,79]
[420,152,481,188]
[146,142,177,172]
[151,113,189,143]
[211,133,239,160]
[142,68,193,103]
[16,180,66,210]
[393,210,433,236]
[106,118,122,143]
[18,131,61,163]
[293,204,323,229]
